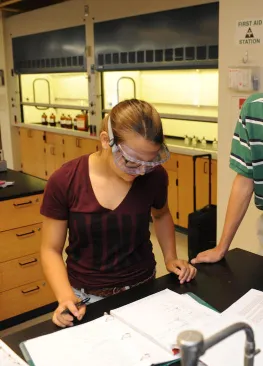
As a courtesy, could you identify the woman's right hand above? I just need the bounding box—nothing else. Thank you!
[52,297,87,328]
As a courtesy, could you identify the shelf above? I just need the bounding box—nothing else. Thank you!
[102,109,217,123]
[21,102,89,111]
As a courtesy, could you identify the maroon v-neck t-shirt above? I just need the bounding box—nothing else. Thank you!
[40,155,168,290]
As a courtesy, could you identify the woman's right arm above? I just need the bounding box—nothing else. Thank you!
[41,216,86,327]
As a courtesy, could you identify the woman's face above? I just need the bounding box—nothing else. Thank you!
[109,132,162,182]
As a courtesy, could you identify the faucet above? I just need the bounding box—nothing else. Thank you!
[177,322,260,366]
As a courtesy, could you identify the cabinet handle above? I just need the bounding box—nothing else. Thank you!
[27,130,33,138]
[13,200,32,207]
[19,258,38,266]
[76,138,82,148]
[204,162,208,174]
[21,285,40,294]
[50,146,55,155]
[16,229,35,237]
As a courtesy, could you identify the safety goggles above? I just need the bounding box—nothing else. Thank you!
[108,117,170,175]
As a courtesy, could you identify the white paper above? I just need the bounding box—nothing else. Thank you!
[22,315,175,366]
[223,289,263,326]
[0,339,28,366]
[111,289,218,354]
[200,314,263,366]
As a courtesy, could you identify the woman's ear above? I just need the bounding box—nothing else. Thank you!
[100,131,110,150]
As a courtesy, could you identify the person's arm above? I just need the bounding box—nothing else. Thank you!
[41,216,86,327]
[151,202,197,283]
[191,174,254,264]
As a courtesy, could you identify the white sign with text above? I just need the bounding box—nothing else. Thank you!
[236,18,263,45]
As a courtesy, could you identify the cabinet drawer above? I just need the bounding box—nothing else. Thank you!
[0,253,43,292]
[162,152,177,172]
[0,280,55,321]
[0,223,42,262]
[0,194,43,232]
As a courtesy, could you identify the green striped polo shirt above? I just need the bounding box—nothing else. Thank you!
[230,93,263,209]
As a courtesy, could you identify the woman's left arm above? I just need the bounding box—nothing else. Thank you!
[151,202,197,284]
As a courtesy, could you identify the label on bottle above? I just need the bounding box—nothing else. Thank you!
[77,117,85,130]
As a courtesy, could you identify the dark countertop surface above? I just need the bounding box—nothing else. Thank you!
[3,248,263,361]
[0,169,46,202]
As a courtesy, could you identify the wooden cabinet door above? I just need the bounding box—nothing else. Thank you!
[176,154,193,228]
[64,136,100,162]
[195,157,209,210]
[195,158,217,209]
[19,128,46,179]
[212,160,217,205]
[167,170,178,225]
[45,133,65,178]
[63,136,81,162]
[81,139,100,155]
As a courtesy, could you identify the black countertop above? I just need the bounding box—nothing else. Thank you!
[0,170,46,202]
[3,248,263,360]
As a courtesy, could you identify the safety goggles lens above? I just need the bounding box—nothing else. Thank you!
[113,144,170,175]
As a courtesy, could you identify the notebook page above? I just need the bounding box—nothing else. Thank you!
[21,315,175,366]
[200,314,263,366]
[222,288,263,326]
[0,339,28,366]
[110,289,219,354]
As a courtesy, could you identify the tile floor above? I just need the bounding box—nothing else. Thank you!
[0,226,188,338]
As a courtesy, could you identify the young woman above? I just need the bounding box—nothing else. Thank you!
[40,99,197,328]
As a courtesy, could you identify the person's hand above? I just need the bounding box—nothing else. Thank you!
[52,297,86,328]
[191,247,225,264]
[165,259,197,284]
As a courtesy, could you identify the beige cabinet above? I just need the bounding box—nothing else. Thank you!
[211,160,217,205]
[0,194,55,322]
[176,154,194,228]
[19,128,46,179]
[64,136,100,162]
[45,133,65,179]
[162,153,178,225]
[19,127,101,179]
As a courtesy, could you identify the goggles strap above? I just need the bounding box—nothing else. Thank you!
[107,116,115,148]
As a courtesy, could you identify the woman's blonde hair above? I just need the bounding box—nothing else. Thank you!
[100,99,164,144]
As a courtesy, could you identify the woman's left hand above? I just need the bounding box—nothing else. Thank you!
[165,259,197,284]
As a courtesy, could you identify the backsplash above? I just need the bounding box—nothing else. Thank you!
[103,69,218,142]
[20,73,89,124]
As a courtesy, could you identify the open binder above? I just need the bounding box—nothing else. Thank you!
[20,289,218,366]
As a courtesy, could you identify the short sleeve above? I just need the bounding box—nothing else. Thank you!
[229,113,253,179]
[152,166,168,209]
[40,170,69,220]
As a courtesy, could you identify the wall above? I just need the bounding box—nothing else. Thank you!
[218,0,263,254]
[0,13,13,165]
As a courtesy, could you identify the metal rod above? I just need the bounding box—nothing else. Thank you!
[0,7,20,12]
[101,109,217,123]
[0,0,22,8]
[21,102,89,111]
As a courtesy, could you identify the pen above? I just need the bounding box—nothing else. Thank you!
[61,296,90,315]
[150,361,178,366]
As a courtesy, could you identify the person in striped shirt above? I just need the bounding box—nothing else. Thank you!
[192,93,263,264]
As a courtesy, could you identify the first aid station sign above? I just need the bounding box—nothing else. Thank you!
[236,19,263,45]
